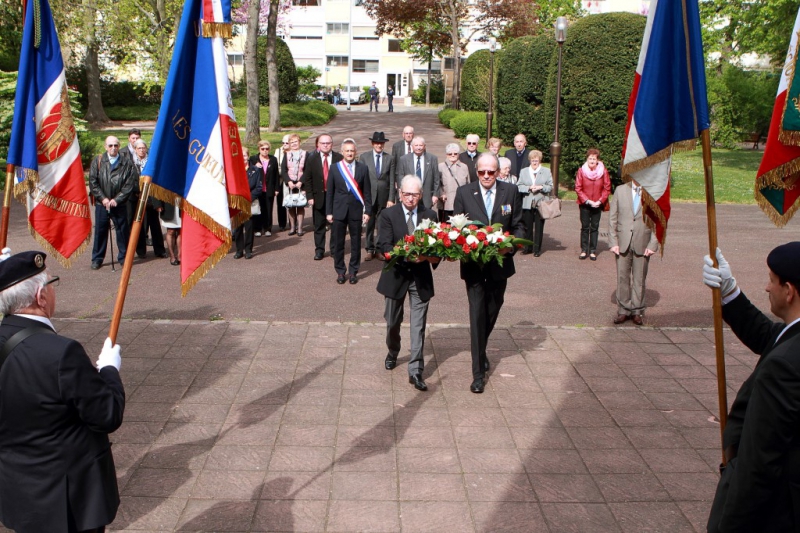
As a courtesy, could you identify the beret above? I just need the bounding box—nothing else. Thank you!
[0,251,47,292]
[767,242,800,287]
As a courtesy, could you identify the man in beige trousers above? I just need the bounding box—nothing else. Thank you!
[608,181,658,325]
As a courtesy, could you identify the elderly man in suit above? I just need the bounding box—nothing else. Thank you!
[453,153,525,393]
[459,133,481,183]
[391,126,416,185]
[396,136,440,210]
[0,251,125,533]
[326,139,372,284]
[702,242,800,532]
[303,134,343,260]
[377,175,440,391]
[360,132,396,261]
[504,133,530,179]
[608,180,658,325]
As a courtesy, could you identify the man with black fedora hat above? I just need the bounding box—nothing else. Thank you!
[360,131,395,261]
[703,243,800,532]
[0,250,125,533]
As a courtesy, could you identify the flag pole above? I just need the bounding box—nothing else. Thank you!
[1,165,14,249]
[108,176,151,343]
[700,129,728,465]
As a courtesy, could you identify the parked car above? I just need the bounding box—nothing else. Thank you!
[339,85,367,105]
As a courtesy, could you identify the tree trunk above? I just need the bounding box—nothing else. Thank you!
[266,0,280,132]
[155,0,170,84]
[244,0,261,144]
[425,56,431,107]
[83,0,109,124]
[449,1,461,110]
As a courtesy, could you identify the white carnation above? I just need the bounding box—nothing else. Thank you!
[448,230,459,240]
[427,235,436,246]
[466,235,479,245]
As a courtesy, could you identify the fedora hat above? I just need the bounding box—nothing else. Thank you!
[368,132,389,143]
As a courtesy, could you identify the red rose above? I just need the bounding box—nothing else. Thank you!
[462,244,471,253]
[471,242,478,250]
[384,252,392,260]
[443,237,451,247]
[404,235,415,243]
[468,225,478,231]
[456,235,466,245]
[476,232,486,242]
[424,228,433,235]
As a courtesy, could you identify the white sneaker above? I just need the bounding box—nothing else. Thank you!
[255,232,262,237]
[265,231,272,236]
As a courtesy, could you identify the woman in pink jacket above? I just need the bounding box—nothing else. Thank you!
[574,148,611,261]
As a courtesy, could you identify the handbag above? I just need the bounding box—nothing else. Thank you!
[283,187,308,208]
[536,195,562,220]
[250,198,261,216]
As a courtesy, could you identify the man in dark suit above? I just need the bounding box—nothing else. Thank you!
[302,134,343,260]
[326,140,372,284]
[391,125,416,200]
[251,140,280,237]
[360,132,396,261]
[453,153,525,393]
[504,133,530,179]
[459,133,481,183]
[0,251,125,533]
[395,136,440,210]
[377,176,439,391]
[703,243,800,532]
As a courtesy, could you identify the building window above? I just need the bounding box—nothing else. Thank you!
[292,0,320,5]
[353,59,379,73]
[227,53,243,66]
[326,56,349,67]
[354,35,379,40]
[444,57,466,70]
[326,22,349,34]
[290,35,323,39]
[388,39,402,52]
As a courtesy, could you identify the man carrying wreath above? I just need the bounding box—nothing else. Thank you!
[377,175,440,391]
[453,153,525,393]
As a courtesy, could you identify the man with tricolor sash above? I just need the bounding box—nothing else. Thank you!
[326,140,372,285]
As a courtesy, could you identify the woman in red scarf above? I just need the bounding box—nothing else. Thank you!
[574,148,611,261]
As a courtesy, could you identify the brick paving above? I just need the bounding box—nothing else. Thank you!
[1,108,798,531]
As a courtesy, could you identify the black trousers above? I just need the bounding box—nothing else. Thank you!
[233,219,254,253]
[364,204,385,252]
[332,216,362,276]
[312,207,333,255]
[92,203,129,264]
[579,204,602,253]
[136,205,166,257]
[522,208,545,253]
[465,277,507,379]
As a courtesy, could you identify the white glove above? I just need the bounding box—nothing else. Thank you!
[96,337,121,371]
[0,247,11,261]
[703,248,737,297]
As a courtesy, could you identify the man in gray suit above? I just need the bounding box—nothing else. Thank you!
[608,180,658,325]
[360,132,396,261]
[395,136,440,210]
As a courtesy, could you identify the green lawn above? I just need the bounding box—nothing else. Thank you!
[670,148,761,204]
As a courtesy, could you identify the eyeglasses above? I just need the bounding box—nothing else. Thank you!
[107,144,119,147]
[401,192,421,198]
[43,276,59,288]
[447,152,459,156]
[467,142,478,145]
[477,170,497,176]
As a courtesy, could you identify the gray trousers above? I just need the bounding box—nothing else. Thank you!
[616,249,650,316]
[385,281,429,375]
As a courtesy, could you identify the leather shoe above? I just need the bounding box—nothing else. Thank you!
[521,248,532,255]
[385,355,397,370]
[409,374,427,391]
[234,251,244,259]
[336,274,346,284]
[470,378,485,393]
[245,252,253,259]
[349,275,358,284]
[91,262,102,270]
[314,252,324,260]
[631,315,644,326]
[364,252,375,261]
[534,251,542,257]
[613,314,629,325]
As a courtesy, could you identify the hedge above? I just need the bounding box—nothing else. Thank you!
[495,34,555,153]
[544,13,646,188]
[460,49,502,112]
[438,108,460,128]
[256,37,298,105]
[449,111,494,139]
[280,100,337,127]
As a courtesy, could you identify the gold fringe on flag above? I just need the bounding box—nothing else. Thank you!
[621,139,697,178]
[202,22,232,38]
[639,190,668,255]
[754,163,800,228]
[28,223,91,268]
[778,36,800,146]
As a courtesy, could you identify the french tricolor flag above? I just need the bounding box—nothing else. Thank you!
[621,0,710,247]
[142,0,250,295]
[7,0,92,266]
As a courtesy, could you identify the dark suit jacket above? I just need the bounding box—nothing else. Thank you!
[376,204,438,302]
[395,152,441,208]
[302,150,343,210]
[504,148,530,178]
[359,150,395,213]
[249,155,279,196]
[325,160,372,221]
[0,315,125,532]
[452,180,525,284]
[392,140,413,169]
[707,293,800,532]
[459,151,481,183]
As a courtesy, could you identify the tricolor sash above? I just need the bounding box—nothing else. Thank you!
[338,161,364,206]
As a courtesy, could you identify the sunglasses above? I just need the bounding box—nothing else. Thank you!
[107,144,120,147]
[467,142,478,145]
[477,170,497,176]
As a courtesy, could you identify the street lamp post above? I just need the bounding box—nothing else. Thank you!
[550,17,568,198]
[347,0,353,110]
[485,38,496,147]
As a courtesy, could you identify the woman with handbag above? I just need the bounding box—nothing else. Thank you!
[574,147,611,261]
[232,148,262,259]
[281,134,307,236]
[517,150,553,256]
[438,143,470,220]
